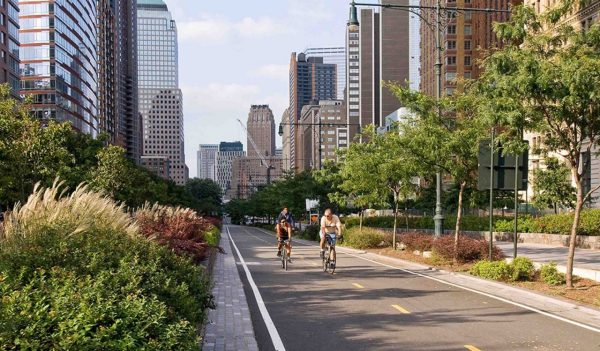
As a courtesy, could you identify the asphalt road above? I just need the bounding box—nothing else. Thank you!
[226,225,600,351]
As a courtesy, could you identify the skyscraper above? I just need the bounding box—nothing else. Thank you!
[346,0,412,142]
[288,53,336,171]
[216,141,244,196]
[98,0,141,163]
[2,0,19,99]
[247,105,275,158]
[137,0,188,185]
[20,0,98,135]
[304,47,346,99]
[198,144,218,181]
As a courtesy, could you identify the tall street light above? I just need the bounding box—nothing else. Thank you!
[348,0,510,236]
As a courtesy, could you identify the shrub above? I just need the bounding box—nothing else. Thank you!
[297,224,320,241]
[399,232,434,252]
[205,226,221,247]
[0,180,138,241]
[431,235,504,263]
[510,257,535,281]
[540,262,566,285]
[470,260,512,281]
[135,203,217,262]
[343,227,388,249]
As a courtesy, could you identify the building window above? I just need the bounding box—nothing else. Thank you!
[447,40,456,50]
[464,25,472,36]
[446,56,456,65]
[447,25,456,34]
[465,56,471,66]
[464,40,471,50]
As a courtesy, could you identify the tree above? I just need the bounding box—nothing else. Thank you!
[387,83,487,262]
[473,1,600,286]
[334,128,388,230]
[185,178,223,216]
[532,157,576,213]
[88,145,130,198]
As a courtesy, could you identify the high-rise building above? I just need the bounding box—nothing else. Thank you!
[288,53,336,170]
[2,0,19,98]
[346,0,412,141]
[20,0,98,135]
[420,0,512,97]
[137,0,188,185]
[280,108,291,171]
[98,0,141,163]
[298,100,347,171]
[247,105,275,158]
[230,105,283,199]
[197,144,218,181]
[216,141,244,196]
[304,47,346,99]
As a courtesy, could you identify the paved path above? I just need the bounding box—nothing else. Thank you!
[202,233,258,351]
[228,225,600,351]
[496,241,600,270]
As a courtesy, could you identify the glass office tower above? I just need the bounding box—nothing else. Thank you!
[19,0,98,135]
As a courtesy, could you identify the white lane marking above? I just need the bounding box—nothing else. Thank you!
[227,226,286,351]
[248,226,600,334]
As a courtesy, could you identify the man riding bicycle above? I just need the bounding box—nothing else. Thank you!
[276,217,292,261]
[320,208,342,264]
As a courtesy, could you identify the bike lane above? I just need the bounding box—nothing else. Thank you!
[227,225,600,351]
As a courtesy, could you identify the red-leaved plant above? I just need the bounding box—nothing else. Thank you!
[135,203,221,262]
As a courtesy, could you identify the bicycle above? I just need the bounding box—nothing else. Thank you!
[279,238,291,271]
[322,233,337,274]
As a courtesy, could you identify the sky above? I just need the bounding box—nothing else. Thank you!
[167,0,376,177]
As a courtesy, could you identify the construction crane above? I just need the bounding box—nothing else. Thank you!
[236,118,275,185]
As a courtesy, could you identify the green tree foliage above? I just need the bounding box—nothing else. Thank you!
[185,178,223,216]
[532,157,576,213]
[472,1,600,286]
[0,84,205,212]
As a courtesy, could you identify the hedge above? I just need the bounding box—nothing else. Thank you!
[345,209,600,236]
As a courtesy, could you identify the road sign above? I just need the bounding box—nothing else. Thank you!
[306,199,319,211]
[477,140,528,191]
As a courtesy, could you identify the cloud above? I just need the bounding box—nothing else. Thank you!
[288,0,333,22]
[178,15,280,43]
[251,64,289,81]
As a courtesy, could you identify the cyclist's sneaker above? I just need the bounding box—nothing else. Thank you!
[320,250,325,259]
[277,251,282,257]
[330,260,336,268]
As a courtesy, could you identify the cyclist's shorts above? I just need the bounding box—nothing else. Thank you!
[325,233,336,246]
[278,236,290,242]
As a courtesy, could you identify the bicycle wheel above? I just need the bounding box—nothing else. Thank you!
[283,248,288,271]
[329,247,336,274]
[281,247,286,269]
[322,248,328,272]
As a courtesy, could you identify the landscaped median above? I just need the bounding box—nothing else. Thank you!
[338,228,600,308]
[0,182,221,349]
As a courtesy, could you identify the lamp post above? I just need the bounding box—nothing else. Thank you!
[279,121,361,170]
[348,0,510,237]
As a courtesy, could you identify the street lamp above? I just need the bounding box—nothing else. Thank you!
[349,1,510,237]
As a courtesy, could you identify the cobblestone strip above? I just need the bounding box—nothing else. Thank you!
[202,231,259,351]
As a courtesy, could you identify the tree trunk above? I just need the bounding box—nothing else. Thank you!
[566,171,584,288]
[454,181,466,264]
[393,200,399,250]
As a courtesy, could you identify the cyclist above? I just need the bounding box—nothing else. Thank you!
[320,208,342,264]
[277,207,294,229]
[276,217,292,261]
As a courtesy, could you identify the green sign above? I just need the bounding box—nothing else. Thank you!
[478,140,528,191]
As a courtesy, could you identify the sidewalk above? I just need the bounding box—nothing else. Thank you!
[497,241,600,282]
[202,232,258,351]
